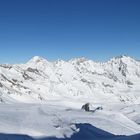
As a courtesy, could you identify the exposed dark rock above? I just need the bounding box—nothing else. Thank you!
[0,64,12,69]
[12,79,18,83]
[102,82,113,88]
[126,80,133,86]
[118,60,128,77]
[27,67,39,74]
[0,82,3,88]
[81,103,90,112]
[23,72,34,80]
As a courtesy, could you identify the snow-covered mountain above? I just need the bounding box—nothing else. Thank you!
[0,55,140,139]
[0,55,140,104]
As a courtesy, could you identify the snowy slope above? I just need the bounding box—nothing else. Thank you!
[0,104,139,139]
[0,55,140,139]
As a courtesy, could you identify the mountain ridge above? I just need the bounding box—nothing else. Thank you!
[0,55,140,105]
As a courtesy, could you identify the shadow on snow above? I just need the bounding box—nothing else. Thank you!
[0,123,139,140]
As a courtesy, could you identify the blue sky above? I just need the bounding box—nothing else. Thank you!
[0,0,140,63]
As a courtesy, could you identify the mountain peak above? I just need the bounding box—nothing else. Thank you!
[27,56,48,64]
[108,55,135,63]
[115,55,131,59]
[69,57,87,63]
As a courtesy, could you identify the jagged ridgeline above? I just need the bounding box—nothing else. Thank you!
[0,55,140,104]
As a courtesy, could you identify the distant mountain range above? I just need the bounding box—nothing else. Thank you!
[0,55,140,104]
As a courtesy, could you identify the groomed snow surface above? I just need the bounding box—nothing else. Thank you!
[0,55,140,139]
